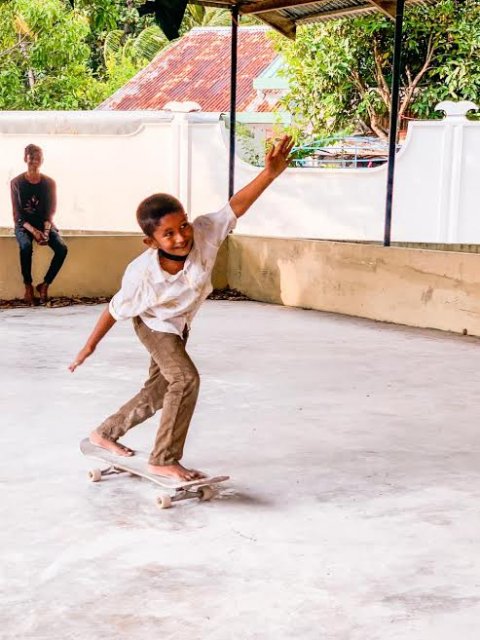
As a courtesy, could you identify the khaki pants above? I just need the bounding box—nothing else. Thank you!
[96,317,200,465]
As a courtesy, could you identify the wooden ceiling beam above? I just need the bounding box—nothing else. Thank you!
[252,9,297,37]
[240,0,326,16]
[296,5,375,24]
[367,0,397,19]
[188,0,237,7]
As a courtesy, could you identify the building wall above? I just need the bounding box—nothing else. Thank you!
[3,229,480,340]
[0,104,478,243]
[2,106,480,339]
[0,235,228,299]
[227,235,480,337]
[0,112,177,233]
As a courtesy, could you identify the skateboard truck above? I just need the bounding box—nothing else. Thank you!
[88,464,217,509]
[81,439,228,510]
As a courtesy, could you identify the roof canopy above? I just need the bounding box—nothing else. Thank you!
[190,0,437,38]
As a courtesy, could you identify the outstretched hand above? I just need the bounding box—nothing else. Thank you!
[228,133,294,218]
[69,345,95,372]
[265,135,294,179]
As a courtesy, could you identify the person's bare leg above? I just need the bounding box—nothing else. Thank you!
[89,430,134,456]
[147,462,206,481]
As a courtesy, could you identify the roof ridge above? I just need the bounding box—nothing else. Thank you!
[189,26,272,33]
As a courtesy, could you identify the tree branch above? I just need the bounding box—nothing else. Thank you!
[399,35,437,120]
[368,109,388,139]
[351,67,388,138]
[351,68,367,97]
[0,35,28,59]
[373,39,390,107]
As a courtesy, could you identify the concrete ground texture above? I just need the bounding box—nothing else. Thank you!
[2,300,480,639]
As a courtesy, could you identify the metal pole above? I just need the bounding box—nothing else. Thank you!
[383,0,405,246]
[228,5,239,199]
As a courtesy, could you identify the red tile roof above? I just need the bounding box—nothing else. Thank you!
[99,27,279,113]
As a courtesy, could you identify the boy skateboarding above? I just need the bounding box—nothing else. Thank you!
[69,135,293,482]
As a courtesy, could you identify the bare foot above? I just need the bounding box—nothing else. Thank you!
[36,282,49,303]
[148,462,206,482]
[89,430,134,457]
[24,284,36,306]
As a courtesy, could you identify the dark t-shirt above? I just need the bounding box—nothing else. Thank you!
[11,174,56,230]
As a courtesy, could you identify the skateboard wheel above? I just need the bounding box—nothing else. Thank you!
[89,468,102,482]
[156,494,172,509]
[197,486,215,502]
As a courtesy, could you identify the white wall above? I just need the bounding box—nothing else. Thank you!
[0,112,177,232]
[392,104,480,243]
[0,104,478,241]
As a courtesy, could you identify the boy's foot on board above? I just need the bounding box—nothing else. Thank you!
[148,463,206,482]
[89,430,134,456]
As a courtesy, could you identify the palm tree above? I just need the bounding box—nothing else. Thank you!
[182,5,260,30]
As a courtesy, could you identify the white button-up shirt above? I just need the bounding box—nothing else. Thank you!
[109,203,237,335]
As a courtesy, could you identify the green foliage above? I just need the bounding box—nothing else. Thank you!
[234,122,265,167]
[75,0,157,70]
[0,0,102,109]
[180,5,260,31]
[181,6,230,31]
[103,23,166,62]
[0,0,263,109]
[96,23,168,101]
[0,0,170,108]
[273,0,480,139]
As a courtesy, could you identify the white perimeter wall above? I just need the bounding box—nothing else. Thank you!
[0,106,478,242]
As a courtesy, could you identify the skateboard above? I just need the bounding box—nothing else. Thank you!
[80,438,229,509]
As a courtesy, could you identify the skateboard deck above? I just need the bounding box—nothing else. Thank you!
[80,438,229,509]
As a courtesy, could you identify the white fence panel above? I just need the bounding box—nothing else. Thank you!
[0,103,478,242]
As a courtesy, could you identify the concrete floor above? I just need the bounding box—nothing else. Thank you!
[2,300,480,639]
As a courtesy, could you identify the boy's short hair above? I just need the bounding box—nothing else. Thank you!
[24,144,42,158]
[136,193,184,237]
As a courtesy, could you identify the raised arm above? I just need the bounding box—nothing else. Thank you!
[229,135,294,218]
